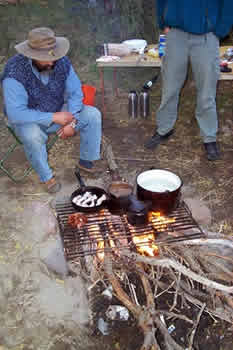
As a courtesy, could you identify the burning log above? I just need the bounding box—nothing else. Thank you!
[130,226,159,257]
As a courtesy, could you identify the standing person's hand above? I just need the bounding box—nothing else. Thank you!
[52,111,74,126]
[164,27,170,34]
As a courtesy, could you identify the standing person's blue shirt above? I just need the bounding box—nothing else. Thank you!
[145,1,233,161]
[156,0,233,39]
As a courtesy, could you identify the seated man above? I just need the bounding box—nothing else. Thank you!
[1,27,101,193]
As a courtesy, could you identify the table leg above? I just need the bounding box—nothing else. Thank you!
[113,67,119,97]
[99,66,107,118]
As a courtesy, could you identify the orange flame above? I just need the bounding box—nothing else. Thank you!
[131,212,176,256]
[91,211,175,260]
[96,237,116,261]
[132,231,159,256]
[149,211,175,231]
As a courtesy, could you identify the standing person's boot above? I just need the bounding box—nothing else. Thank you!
[204,142,220,161]
[144,130,174,150]
[77,159,102,174]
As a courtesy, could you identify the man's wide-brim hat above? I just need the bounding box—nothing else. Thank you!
[15,27,70,61]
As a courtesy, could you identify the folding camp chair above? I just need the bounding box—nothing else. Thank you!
[0,121,58,183]
[0,71,58,182]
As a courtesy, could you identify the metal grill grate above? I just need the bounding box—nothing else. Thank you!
[55,200,205,261]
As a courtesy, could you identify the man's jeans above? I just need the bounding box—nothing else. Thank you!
[11,105,102,182]
[156,28,220,142]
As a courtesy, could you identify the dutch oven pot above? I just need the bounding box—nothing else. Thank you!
[136,169,182,215]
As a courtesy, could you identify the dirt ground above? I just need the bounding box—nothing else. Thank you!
[2,74,233,231]
[0,1,233,349]
[1,73,233,350]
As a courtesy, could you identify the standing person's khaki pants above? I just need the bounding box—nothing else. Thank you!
[156,28,220,143]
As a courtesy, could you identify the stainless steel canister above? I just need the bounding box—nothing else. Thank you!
[103,43,109,56]
[128,90,138,119]
[139,90,150,118]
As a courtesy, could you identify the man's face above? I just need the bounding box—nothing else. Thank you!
[32,59,56,72]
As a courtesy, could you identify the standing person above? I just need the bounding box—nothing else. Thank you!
[145,0,233,161]
[1,27,101,193]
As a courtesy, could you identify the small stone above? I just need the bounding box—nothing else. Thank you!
[40,236,69,277]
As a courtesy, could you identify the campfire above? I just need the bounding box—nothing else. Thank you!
[55,199,233,350]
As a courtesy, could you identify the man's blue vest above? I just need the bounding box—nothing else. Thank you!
[2,54,71,113]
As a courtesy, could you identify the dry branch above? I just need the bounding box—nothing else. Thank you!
[188,302,206,350]
[104,253,141,317]
[182,236,233,249]
[182,288,233,323]
[137,263,155,309]
[101,135,118,171]
[124,253,233,294]
[153,316,184,350]
[94,234,233,349]
[156,310,193,325]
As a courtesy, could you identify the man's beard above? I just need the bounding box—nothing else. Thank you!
[32,60,56,72]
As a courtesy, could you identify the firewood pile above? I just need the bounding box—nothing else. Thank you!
[75,232,233,350]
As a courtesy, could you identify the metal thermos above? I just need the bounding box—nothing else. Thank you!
[128,90,138,119]
[103,43,109,56]
[139,90,150,118]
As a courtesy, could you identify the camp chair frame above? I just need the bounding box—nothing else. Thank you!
[0,71,58,183]
[0,123,58,183]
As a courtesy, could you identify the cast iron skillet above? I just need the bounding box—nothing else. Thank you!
[70,169,108,212]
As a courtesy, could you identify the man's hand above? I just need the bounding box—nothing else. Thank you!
[52,111,74,126]
[57,123,76,139]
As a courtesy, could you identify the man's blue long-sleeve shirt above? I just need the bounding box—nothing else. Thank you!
[2,59,84,127]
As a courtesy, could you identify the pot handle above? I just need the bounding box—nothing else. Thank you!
[75,169,86,191]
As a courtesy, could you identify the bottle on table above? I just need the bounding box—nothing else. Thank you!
[158,34,166,58]
[143,74,159,90]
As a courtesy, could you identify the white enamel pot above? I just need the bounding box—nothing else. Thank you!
[136,169,183,215]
